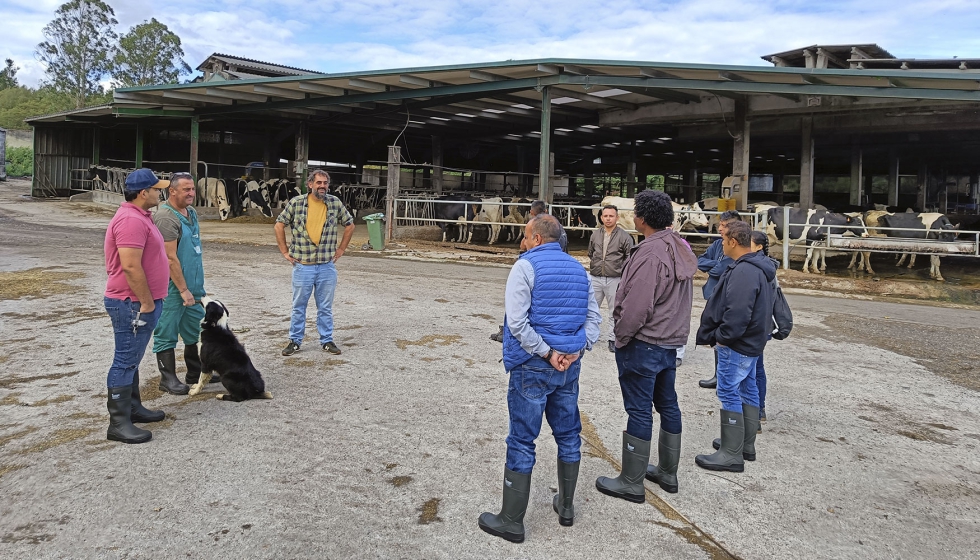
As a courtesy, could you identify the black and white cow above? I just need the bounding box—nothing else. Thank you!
[434,194,480,243]
[268,178,302,209]
[879,213,958,281]
[198,178,232,221]
[241,180,274,218]
[766,208,866,274]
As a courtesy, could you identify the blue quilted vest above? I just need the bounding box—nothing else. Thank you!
[502,242,590,371]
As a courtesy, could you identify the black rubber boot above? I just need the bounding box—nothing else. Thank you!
[106,385,152,444]
[478,467,531,543]
[183,343,202,385]
[552,459,579,526]
[156,349,189,395]
[130,370,165,423]
[711,404,760,461]
[645,429,681,494]
[696,410,744,472]
[699,348,719,388]
[596,432,650,503]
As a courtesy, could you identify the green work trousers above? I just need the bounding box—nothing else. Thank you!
[152,286,205,353]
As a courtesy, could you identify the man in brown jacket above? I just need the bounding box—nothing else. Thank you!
[596,190,698,500]
[588,205,634,352]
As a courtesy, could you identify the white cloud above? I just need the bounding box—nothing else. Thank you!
[2,0,979,88]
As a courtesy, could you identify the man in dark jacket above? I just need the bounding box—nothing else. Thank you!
[694,220,776,473]
[696,210,741,388]
[595,190,698,500]
[478,214,601,543]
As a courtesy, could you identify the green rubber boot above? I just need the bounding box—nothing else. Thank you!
[696,410,745,472]
[552,459,579,526]
[596,432,650,503]
[712,404,759,461]
[478,468,531,543]
[645,429,681,493]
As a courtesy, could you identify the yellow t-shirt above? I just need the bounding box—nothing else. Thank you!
[306,195,327,246]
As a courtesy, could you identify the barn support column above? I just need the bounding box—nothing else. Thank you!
[431,135,443,195]
[294,121,309,190]
[189,116,199,184]
[849,146,863,206]
[385,145,401,242]
[917,164,928,212]
[732,100,750,210]
[584,160,595,198]
[773,174,784,205]
[684,166,697,204]
[626,142,637,197]
[135,125,144,168]
[538,85,553,203]
[261,129,271,181]
[354,152,364,183]
[888,150,900,207]
[92,127,100,166]
[799,117,815,210]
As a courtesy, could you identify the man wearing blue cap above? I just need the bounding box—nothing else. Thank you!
[103,168,172,444]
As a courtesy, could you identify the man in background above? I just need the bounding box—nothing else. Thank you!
[588,205,634,353]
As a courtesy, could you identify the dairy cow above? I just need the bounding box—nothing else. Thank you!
[471,197,504,245]
[198,178,232,221]
[434,194,479,243]
[242,180,274,218]
[766,208,866,273]
[880,213,958,281]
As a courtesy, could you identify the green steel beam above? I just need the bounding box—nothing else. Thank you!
[114,107,196,117]
[558,75,980,103]
[190,116,200,182]
[196,76,562,116]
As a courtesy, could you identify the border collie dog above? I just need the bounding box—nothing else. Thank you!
[189,297,272,402]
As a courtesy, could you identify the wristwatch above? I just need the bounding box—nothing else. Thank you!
[543,349,554,361]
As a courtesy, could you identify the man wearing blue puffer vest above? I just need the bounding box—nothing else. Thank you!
[478,214,601,543]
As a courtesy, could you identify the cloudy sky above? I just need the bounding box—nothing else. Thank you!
[3,0,979,87]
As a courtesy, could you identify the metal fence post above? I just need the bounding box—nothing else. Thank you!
[782,205,790,270]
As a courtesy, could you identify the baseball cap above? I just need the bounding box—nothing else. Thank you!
[125,168,169,192]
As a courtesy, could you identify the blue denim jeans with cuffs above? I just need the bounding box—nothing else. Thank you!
[505,356,582,474]
[104,297,163,388]
[615,339,682,440]
[290,262,338,346]
[715,345,760,413]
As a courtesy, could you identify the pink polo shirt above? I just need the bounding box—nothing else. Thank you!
[104,202,170,300]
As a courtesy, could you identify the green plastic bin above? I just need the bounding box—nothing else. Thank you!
[362,213,385,250]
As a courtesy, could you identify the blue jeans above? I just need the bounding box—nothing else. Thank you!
[757,352,767,410]
[290,262,338,346]
[104,297,163,388]
[505,356,582,474]
[716,345,759,413]
[615,339,682,439]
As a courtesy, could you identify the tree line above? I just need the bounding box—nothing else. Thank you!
[1,0,190,130]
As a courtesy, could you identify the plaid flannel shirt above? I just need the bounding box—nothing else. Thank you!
[276,194,354,264]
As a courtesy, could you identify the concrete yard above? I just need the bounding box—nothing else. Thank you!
[1,179,979,559]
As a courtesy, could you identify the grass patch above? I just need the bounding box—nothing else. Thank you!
[31,395,75,407]
[0,464,27,479]
[395,334,463,350]
[0,370,81,390]
[15,427,99,455]
[389,475,413,487]
[0,427,39,447]
[418,498,442,525]
[0,268,84,301]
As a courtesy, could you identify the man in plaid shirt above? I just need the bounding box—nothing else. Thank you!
[274,169,355,356]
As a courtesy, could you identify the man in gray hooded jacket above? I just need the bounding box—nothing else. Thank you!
[595,190,698,500]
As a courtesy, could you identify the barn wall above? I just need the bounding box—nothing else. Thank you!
[32,126,93,197]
